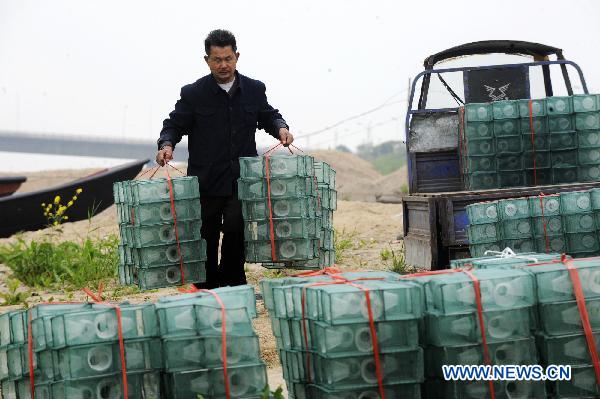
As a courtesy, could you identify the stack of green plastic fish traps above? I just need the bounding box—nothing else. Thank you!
[260,271,425,398]
[450,251,600,398]
[466,189,600,258]
[238,155,337,269]
[0,285,267,399]
[0,302,162,398]
[460,94,600,190]
[155,285,267,398]
[113,176,207,290]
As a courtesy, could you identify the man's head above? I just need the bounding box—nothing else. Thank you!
[204,29,239,84]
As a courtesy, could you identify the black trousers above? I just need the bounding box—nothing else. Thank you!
[193,194,247,289]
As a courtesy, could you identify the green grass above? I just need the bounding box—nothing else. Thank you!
[334,228,356,263]
[0,278,31,306]
[0,234,119,289]
[197,385,283,399]
[380,245,409,274]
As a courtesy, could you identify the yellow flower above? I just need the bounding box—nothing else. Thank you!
[54,196,61,204]
[67,201,74,207]
[53,221,59,226]
[73,196,78,201]
[41,203,46,207]
[63,216,68,220]
[76,188,83,194]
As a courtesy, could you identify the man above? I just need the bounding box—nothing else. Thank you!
[156,29,293,289]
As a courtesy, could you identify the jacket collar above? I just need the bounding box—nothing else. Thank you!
[208,70,243,93]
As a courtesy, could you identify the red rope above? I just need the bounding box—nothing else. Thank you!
[538,193,551,253]
[458,107,469,177]
[462,269,496,399]
[135,165,160,180]
[292,266,343,277]
[166,162,187,176]
[264,155,278,262]
[400,267,495,399]
[561,255,600,385]
[195,289,231,399]
[300,278,386,398]
[165,168,186,285]
[528,100,538,186]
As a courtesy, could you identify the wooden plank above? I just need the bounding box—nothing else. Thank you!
[402,196,439,269]
[405,236,434,269]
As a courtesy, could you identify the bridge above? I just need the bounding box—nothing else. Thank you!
[0,131,189,164]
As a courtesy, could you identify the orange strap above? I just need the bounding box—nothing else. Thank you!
[562,255,600,385]
[165,167,186,285]
[458,107,469,176]
[300,277,386,399]
[264,154,278,262]
[528,100,538,186]
[400,268,495,399]
[462,269,496,399]
[194,289,231,399]
[134,165,160,180]
[538,193,551,253]
[292,266,343,277]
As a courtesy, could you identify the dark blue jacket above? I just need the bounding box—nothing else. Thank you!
[158,71,288,196]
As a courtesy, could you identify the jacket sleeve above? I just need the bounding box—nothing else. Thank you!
[256,82,288,140]
[157,86,195,150]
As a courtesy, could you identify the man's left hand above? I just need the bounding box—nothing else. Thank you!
[279,128,294,147]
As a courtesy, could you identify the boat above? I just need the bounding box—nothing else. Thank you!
[0,159,148,238]
[0,176,27,197]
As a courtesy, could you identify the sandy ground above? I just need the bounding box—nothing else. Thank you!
[0,162,406,395]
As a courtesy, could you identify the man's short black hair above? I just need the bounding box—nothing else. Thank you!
[205,29,237,55]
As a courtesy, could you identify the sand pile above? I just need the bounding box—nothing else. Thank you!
[310,150,381,201]
[373,166,408,197]
[5,151,408,202]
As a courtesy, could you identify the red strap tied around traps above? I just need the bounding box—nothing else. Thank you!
[27,284,128,399]
[165,167,186,285]
[561,255,600,385]
[300,277,386,399]
[262,142,303,262]
[264,155,278,262]
[462,269,496,399]
[312,172,324,263]
[528,100,538,187]
[292,266,343,277]
[400,268,496,399]
[538,192,551,253]
[194,289,231,399]
[458,107,469,177]
[135,165,160,180]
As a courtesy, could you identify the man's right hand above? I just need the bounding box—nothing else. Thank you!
[156,146,173,166]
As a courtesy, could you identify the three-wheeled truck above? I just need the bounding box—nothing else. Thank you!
[401,40,600,269]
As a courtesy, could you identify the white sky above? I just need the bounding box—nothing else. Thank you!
[1,0,600,151]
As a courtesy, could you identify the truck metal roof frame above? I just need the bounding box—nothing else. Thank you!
[423,40,565,68]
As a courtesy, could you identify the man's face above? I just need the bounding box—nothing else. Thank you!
[205,45,239,84]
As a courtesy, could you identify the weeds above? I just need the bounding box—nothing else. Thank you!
[197,385,284,399]
[334,228,356,263]
[0,278,30,307]
[108,284,140,301]
[380,248,392,261]
[380,245,409,274]
[0,235,119,289]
